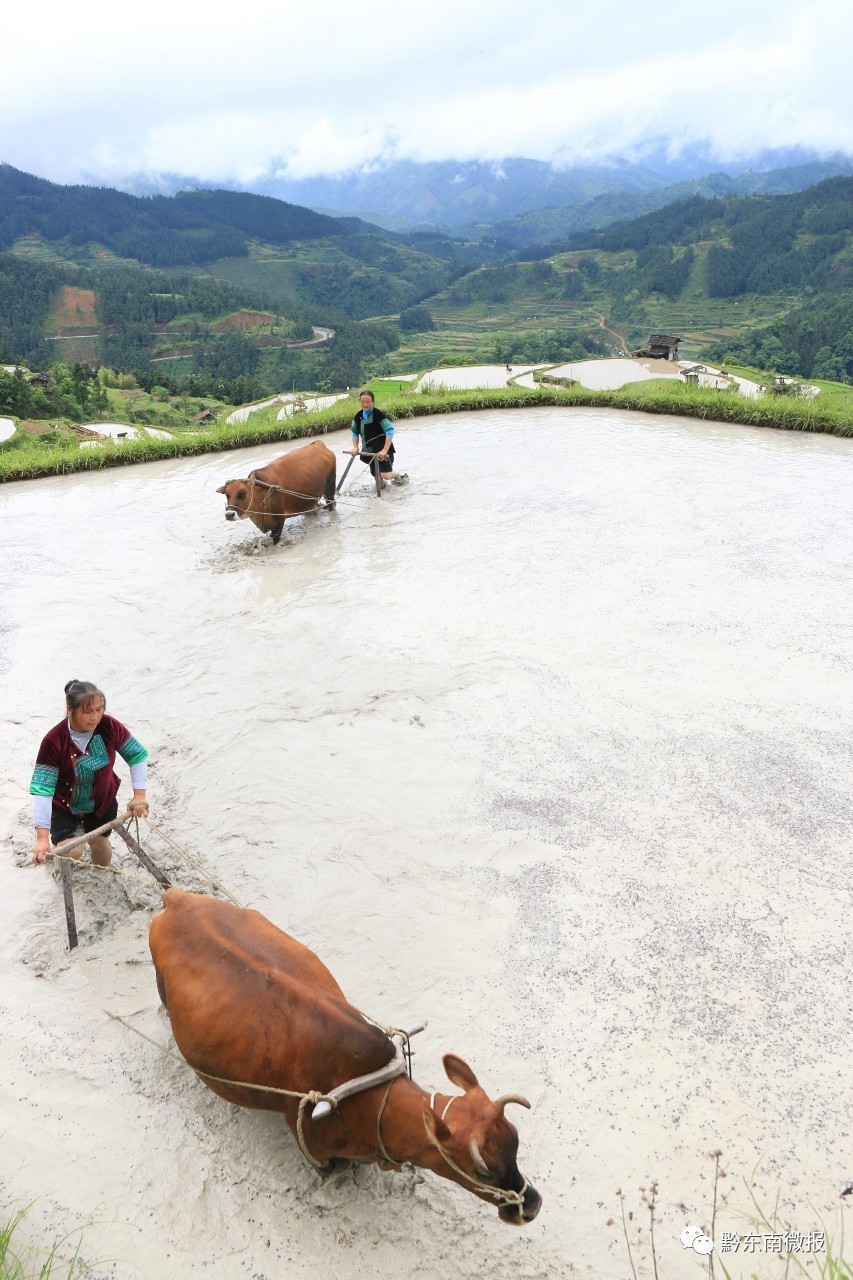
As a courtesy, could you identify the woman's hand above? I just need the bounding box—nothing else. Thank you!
[32,833,51,865]
[129,792,149,819]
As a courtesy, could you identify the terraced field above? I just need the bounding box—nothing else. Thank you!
[385,243,803,371]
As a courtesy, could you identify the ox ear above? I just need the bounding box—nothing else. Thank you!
[215,484,227,494]
[421,1097,452,1148]
[443,1054,480,1094]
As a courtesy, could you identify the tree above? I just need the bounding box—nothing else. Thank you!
[399,305,435,332]
[811,346,845,380]
[562,272,584,299]
[486,332,512,363]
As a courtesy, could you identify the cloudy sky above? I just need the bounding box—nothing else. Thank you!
[3,0,852,186]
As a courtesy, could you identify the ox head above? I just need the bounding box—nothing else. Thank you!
[423,1054,541,1225]
[216,476,255,521]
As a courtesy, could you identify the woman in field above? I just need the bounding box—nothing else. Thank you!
[30,679,149,866]
[349,389,396,489]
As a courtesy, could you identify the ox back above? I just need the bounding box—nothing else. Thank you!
[253,440,336,521]
[149,888,395,1111]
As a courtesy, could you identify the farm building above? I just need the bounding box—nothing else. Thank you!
[632,334,682,361]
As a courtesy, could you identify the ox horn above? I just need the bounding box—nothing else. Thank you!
[494,1094,531,1111]
[468,1138,491,1178]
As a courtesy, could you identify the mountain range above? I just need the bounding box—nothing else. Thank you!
[1,161,851,395]
[249,150,853,232]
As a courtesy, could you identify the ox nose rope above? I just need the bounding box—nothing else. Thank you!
[432,1139,529,1213]
[375,1086,527,1211]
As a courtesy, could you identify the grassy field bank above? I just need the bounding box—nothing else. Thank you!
[2,381,851,483]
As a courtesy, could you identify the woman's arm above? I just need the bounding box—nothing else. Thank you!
[377,418,395,458]
[118,731,149,818]
[30,747,59,863]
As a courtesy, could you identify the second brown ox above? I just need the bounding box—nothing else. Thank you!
[216,440,336,544]
[149,889,542,1224]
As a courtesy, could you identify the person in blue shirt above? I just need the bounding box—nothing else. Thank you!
[349,390,395,490]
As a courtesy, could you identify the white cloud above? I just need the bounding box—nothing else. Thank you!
[1,0,851,184]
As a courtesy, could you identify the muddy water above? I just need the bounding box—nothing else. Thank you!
[1,407,852,1280]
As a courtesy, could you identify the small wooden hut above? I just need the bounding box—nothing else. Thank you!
[632,334,682,361]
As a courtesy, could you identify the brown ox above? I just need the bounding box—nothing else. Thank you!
[149,889,541,1224]
[216,440,336,545]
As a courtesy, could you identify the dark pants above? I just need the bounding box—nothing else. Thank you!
[361,443,395,475]
[51,798,118,845]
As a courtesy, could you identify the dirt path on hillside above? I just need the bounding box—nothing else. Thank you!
[597,314,627,350]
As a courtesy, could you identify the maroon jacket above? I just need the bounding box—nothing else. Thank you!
[30,715,148,816]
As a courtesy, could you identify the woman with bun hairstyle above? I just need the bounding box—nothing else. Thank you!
[30,680,149,866]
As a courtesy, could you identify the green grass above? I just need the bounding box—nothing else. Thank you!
[721,363,853,411]
[2,380,851,483]
[364,377,417,398]
[0,1204,83,1279]
[714,1181,853,1280]
[0,391,232,460]
[807,378,853,411]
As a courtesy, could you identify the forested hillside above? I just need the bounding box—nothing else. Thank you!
[572,179,853,295]
[0,165,488,323]
[0,248,400,406]
[483,160,853,249]
[3,169,851,397]
[401,179,852,380]
[0,254,292,365]
[0,165,363,266]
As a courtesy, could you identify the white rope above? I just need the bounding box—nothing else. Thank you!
[51,851,162,890]
[107,1011,332,1168]
[143,820,243,907]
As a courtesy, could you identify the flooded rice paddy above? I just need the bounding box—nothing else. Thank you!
[1,406,852,1279]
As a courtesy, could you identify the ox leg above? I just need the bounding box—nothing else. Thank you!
[315,1156,354,1178]
[324,470,336,509]
[270,521,285,545]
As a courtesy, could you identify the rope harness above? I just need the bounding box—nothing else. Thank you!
[111,1008,418,1173]
[144,820,243,907]
[224,452,394,519]
[110,1003,526,1205]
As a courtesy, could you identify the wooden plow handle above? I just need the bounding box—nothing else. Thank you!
[52,812,171,950]
[51,811,133,859]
